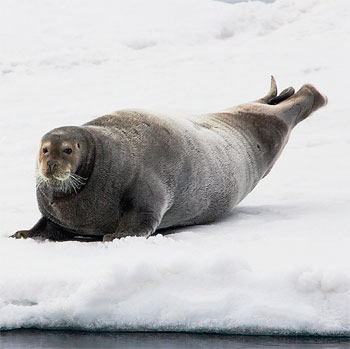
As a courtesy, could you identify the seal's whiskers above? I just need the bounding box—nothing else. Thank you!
[36,168,87,194]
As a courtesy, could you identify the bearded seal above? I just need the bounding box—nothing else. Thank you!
[11,77,327,242]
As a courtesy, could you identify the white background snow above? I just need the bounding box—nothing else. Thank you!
[0,0,349,335]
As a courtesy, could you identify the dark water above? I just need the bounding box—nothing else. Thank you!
[0,331,349,349]
[217,0,276,4]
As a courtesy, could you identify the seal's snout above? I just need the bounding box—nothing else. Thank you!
[47,160,58,174]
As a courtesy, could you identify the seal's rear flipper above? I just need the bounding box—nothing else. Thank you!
[278,84,328,126]
[268,87,295,105]
[259,76,277,103]
[258,76,295,105]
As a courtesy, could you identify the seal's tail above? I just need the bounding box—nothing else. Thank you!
[259,76,328,127]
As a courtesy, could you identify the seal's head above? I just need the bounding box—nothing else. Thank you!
[36,127,92,194]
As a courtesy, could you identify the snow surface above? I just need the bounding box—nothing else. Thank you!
[0,0,349,335]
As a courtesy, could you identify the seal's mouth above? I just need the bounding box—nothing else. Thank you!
[36,166,87,194]
[46,171,71,182]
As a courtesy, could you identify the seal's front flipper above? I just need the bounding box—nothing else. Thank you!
[11,230,35,239]
[102,209,160,242]
[11,217,75,241]
[103,176,168,242]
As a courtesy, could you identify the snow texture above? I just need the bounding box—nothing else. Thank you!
[0,0,349,335]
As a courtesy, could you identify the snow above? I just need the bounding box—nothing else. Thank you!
[0,0,349,335]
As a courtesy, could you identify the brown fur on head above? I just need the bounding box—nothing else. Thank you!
[36,128,88,193]
[39,139,80,180]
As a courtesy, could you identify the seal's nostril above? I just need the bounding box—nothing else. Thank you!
[47,160,57,173]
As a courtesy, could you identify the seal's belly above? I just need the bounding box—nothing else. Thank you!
[159,122,262,228]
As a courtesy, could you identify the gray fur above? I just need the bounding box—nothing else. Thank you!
[11,78,327,242]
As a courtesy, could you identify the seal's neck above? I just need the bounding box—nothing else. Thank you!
[74,128,96,189]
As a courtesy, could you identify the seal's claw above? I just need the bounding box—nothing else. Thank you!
[10,230,32,239]
[102,233,116,242]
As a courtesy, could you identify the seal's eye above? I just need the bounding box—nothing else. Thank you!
[43,147,48,154]
[64,148,73,154]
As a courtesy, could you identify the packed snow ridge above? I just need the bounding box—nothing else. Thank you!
[0,0,349,335]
